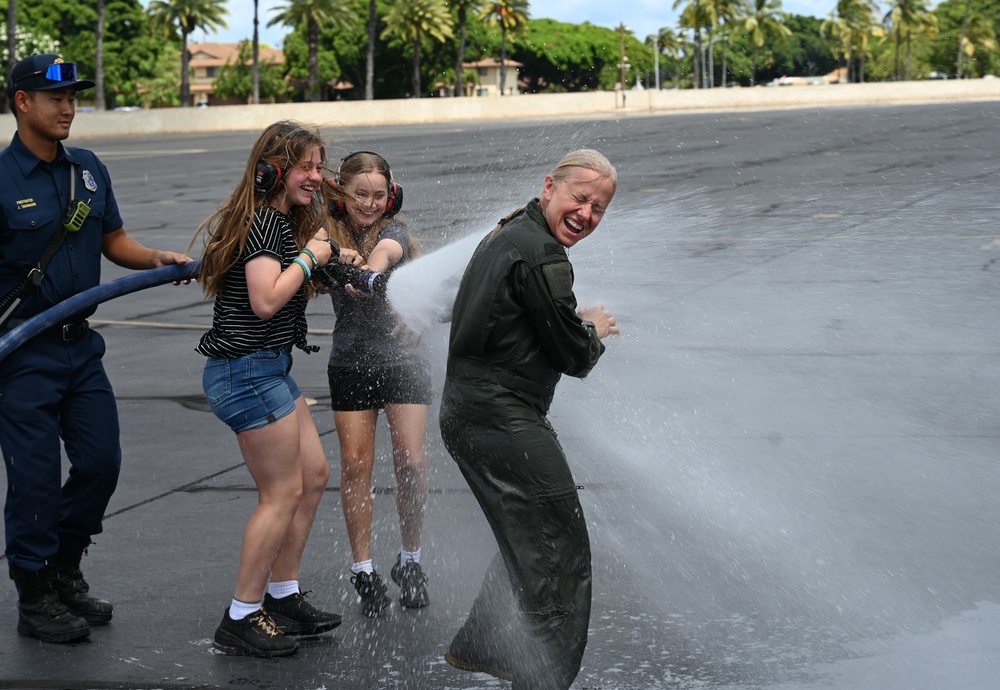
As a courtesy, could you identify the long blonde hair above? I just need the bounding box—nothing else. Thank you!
[193,120,330,297]
[326,151,418,260]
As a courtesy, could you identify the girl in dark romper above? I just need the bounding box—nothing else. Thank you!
[325,151,432,616]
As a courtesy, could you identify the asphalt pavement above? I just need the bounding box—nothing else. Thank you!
[0,102,998,689]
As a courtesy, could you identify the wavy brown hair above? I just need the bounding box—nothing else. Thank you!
[326,151,418,261]
[192,120,331,298]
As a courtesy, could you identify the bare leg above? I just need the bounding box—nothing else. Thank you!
[233,411,303,604]
[384,404,428,553]
[271,397,330,583]
[334,409,378,563]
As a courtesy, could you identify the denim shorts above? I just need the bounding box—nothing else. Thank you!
[203,347,301,433]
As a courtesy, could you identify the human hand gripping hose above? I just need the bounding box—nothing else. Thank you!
[312,239,388,294]
[0,261,201,364]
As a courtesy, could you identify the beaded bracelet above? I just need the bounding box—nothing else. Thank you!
[299,247,318,270]
[292,257,312,281]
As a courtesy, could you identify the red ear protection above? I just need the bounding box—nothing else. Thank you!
[254,160,283,195]
[329,151,403,219]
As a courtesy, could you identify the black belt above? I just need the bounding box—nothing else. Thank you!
[1,318,90,342]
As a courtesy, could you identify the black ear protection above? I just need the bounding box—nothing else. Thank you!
[329,151,403,219]
[254,160,283,196]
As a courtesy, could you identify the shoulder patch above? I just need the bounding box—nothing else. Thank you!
[542,261,574,300]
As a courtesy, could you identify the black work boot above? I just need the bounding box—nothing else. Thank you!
[51,549,113,625]
[9,565,90,643]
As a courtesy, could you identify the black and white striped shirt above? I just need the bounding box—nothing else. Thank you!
[196,207,310,358]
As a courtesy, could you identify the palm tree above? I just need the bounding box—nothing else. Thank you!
[381,0,454,98]
[675,0,708,88]
[365,0,376,100]
[452,0,482,96]
[822,0,876,83]
[882,0,936,80]
[147,0,229,107]
[478,0,528,96]
[739,0,790,86]
[269,0,353,102]
[704,0,740,87]
[956,9,997,78]
[658,27,689,88]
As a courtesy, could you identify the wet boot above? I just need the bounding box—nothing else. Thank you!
[51,549,113,625]
[9,564,90,643]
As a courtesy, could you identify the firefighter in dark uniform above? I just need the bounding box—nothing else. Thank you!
[0,54,191,644]
[440,149,619,689]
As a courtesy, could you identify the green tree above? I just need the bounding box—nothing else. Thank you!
[478,0,528,95]
[822,0,877,82]
[508,19,651,93]
[738,0,792,86]
[884,0,938,80]
[381,0,453,98]
[147,0,228,107]
[269,0,353,102]
[927,0,998,79]
[213,39,289,102]
[675,0,709,87]
[649,26,690,88]
[704,0,741,87]
[734,13,836,84]
[956,11,996,77]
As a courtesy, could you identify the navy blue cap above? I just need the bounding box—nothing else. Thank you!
[6,54,95,99]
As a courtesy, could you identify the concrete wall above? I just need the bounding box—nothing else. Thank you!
[3,79,999,141]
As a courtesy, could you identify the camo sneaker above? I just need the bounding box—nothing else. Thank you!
[390,555,429,609]
[351,571,391,617]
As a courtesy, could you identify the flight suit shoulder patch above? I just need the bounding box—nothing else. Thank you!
[542,261,574,300]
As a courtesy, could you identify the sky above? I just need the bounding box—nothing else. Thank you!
[188,0,831,49]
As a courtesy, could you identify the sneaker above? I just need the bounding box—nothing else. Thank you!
[264,590,342,636]
[212,608,299,657]
[390,555,429,608]
[350,571,391,617]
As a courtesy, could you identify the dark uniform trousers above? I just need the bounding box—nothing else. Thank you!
[440,377,591,690]
[0,327,121,572]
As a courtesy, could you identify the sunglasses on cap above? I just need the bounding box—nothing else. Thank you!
[13,62,79,88]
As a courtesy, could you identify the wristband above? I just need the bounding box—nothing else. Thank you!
[299,247,318,269]
[292,257,312,281]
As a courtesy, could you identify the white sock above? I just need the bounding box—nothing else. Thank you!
[400,548,421,565]
[351,559,374,575]
[268,580,300,600]
[229,598,262,621]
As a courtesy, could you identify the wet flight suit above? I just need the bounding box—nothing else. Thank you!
[0,133,123,590]
[439,199,605,689]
